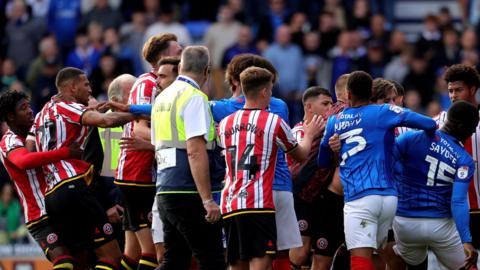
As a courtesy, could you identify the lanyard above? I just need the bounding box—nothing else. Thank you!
[177,76,200,89]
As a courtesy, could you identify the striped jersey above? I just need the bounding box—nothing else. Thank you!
[0,130,47,223]
[217,109,298,216]
[31,97,91,191]
[115,72,157,185]
[435,110,480,210]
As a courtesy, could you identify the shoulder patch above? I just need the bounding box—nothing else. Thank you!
[457,166,470,180]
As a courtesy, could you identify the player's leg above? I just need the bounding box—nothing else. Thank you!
[344,195,383,270]
[120,230,141,270]
[151,196,165,263]
[289,194,312,269]
[272,191,302,270]
[374,196,398,270]
[250,255,274,270]
[392,216,429,268]
[429,218,465,270]
[311,189,345,270]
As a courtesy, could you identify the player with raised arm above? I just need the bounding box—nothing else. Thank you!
[0,90,82,270]
[30,67,138,270]
[393,101,479,269]
[217,67,324,270]
[317,71,437,270]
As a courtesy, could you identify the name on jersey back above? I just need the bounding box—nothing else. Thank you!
[223,123,265,138]
[430,137,459,165]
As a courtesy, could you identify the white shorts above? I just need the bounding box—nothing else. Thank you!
[344,195,397,250]
[273,190,302,250]
[393,216,465,270]
[151,196,164,244]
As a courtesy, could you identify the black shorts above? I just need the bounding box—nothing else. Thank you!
[310,189,344,257]
[28,217,63,260]
[45,179,115,252]
[471,211,480,249]
[117,184,156,231]
[294,194,312,236]
[223,213,277,264]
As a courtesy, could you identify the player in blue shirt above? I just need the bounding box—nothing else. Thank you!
[392,100,479,270]
[317,71,437,270]
[209,54,301,269]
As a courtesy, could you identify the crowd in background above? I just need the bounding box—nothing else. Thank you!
[1,0,480,245]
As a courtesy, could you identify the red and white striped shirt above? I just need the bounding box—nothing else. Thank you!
[0,130,47,224]
[31,97,91,191]
[115,72,157,185]
[435,111,480,210]
[218,109,298,216]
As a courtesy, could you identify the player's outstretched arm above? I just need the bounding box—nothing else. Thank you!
[81,110,136,128]
[289,115,324,162]
[451,180,472,244]
[7,142,82,170]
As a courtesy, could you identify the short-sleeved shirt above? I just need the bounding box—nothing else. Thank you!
[31,96,91,191]
[116,71,157,185]
[0,130,47,223]
[218,109,298,216]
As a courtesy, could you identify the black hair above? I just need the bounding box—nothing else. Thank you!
[389,80,405,97]
[447,100,479,130]
[347,71,372,101]
[302,87,331,104]
[444,64,480,89]
[55,67,85,90]
[0,90,29,122]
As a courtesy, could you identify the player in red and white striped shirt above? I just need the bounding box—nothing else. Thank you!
[30,67,138,270]
[217,67,323,269]
[0,90,84,270]
[435,64,480,256]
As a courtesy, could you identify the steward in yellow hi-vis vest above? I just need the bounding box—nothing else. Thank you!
[98,123,122,178]
[151,75,224,194]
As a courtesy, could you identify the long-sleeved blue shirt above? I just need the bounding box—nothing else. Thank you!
[394,130,474,243]
[317,104,437,202]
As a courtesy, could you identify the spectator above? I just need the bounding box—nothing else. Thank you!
[404,90,423,113]
[90,52,120,99]
[289,12,309,48]
[318,11,340,56]
[47,0,82,58]
[322,0,346,30]
[362,41,386,78]
[369,14,390,51]
[221,25,259,68]
[26,35,62,88]
[0,183,25,244]
[88,21,105,51]
[5,0,46,78]
[1,59,18,91]
[438,6,454,33]
[329,31,353,91]
[80,0,123,30]
[388,30,407,58]
[302,31,325,87]
[257,0,291,43]
[26,0,50,17]
[416,14,442,61]
[426,99,442,117]
[66,28,101,76]
[264,24,306,124]
[142,0,160,26]
[204,5,241,69]
[384,44,412,84]
[81,0,121,14]
[30,58,61,111]
[434,27,461,70]
[460,27,478,59]
[104,27,142,75]
[347,0,371,33]
[227,0,247,23]
[120,11,147,67]
[403,52,436,107]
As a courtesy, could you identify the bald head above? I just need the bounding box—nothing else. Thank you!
[108,74,136,104]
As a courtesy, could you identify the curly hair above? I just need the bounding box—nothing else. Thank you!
[444,64,480,88]
[0,90,28,122]
[142,33,177,66]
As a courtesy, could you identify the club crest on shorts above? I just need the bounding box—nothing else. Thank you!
[298,219,308,231]
[103,223,113,235]
[457,166,469,180]
[317,238,328,250]
[46,233,58,244]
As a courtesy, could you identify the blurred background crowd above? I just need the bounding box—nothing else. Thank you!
[1,0,480,245]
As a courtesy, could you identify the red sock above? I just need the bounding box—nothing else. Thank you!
[351,256,375,270]
[272,257,291,270]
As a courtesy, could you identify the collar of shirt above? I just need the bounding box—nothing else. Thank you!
[177,75,200,89]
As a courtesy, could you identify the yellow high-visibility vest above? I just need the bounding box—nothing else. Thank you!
[98,125,122,178]
[152,78,216,150]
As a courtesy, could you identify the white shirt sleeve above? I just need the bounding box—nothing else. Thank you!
[182,94,212,141]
